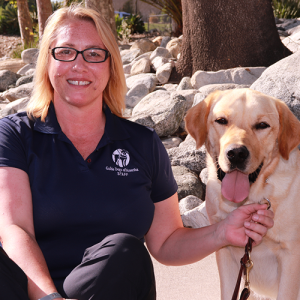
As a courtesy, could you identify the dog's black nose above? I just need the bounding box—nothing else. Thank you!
[226,146,249,168]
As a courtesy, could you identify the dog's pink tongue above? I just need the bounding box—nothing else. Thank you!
[221,170,250,203]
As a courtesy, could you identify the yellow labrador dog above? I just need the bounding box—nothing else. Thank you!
[185,88,300,300]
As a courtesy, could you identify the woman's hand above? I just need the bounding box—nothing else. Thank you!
[218,203,274,247]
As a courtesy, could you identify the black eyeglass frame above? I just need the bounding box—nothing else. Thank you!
[50,47,111,63]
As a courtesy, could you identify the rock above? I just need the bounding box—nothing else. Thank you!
[125,83,149,108]
[282,31,300,53]
[151,56,170,71]
[167,134,206,174]
[130,58,151,75]
[130,38,156,54]
[0,70,19,92]
[126,73,158,92]
[0,97,29,119]
[179,195,204,215]
[25,69,35,76]
[2,82,34,102]
[287,24,300,36]
[16,74,34,87]
[0,59,26,73]
[181,201,210,228]
[172,165,204,201]
[123,63,132,74]
[21,48,39,64]
[17,63,36,76]
[192,83,251,106]
[191,67,266,89]
[161,136,182,149]
[150,47,172,61]
[156,62,174,84]
[177,77,193,91]
[130,90,186,136]
[160,83,178,92]
[250,50,300,119]
[120,49,142,64]
[160,36,171,48]
[200,167,208,185]
[174,89,199,112]
[152,36,163,47]
[166,38,182,59]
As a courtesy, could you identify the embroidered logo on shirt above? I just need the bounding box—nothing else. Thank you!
[112,149,130,167]
[106,149,139,176]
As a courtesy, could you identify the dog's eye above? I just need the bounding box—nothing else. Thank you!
[215,118,228,125]
[255,122,270,130]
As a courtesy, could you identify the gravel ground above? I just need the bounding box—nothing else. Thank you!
[0,35,22,59]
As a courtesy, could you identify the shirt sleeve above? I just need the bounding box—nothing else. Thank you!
[150,131,178,203]
[0,117,28,173]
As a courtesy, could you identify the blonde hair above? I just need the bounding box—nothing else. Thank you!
[27,4,126,121]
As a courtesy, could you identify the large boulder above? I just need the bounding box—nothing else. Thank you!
[0,70,19,92]
[125,83,149,108]
[21,48,39,64]
[130,90,186,136]
[0,59,26,73]
[167,134,207,174]
[181,201,210,228]
[191,67,266,89]
[126,73,158,92]
[179,195,204,215]
[0,97,29,119]
[172,165,204,201]
[250,50,300,119]
[2,82,34,102]
[130,38,156,54]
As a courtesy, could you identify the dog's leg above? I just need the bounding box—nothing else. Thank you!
[216,247,242,300]
[277,254,300,300]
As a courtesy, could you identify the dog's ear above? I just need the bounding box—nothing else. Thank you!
[185,92,217,149]
[276,99,300,160]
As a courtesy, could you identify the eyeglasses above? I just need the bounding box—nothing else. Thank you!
[50,47,110,63]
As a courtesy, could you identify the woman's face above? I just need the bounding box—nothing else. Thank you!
[48,19,110,109]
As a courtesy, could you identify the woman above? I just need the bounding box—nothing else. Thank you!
[0,4,274,300]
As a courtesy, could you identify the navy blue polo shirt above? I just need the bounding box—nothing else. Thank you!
[0,104,177,287]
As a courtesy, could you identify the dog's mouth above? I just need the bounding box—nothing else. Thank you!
[216,161,263,203]
[217,161,263,183]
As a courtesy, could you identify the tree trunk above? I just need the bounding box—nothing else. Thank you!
[16,0,34,47]
[36,0,53,39]
[176,0,292,77]
[85,0,117,38]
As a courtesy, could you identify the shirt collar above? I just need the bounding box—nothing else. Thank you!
[33,102,130,142]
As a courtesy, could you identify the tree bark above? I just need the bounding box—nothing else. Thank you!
[85,0,117,38]
[16,0,34,47]
[36,0,53,39]
[176,0,292,77]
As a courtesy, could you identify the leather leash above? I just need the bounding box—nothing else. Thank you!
[231,198,271,300]
[231,238,253,300]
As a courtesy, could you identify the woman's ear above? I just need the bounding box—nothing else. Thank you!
[185,91,218,149]
[275,99,300,160]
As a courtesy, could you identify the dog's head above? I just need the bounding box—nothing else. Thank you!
[185,88,300,203]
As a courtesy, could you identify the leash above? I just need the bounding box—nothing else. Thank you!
[231,238,253,300]
[231,198,271,300]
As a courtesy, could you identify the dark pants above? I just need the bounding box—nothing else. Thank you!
[0,233,156,300]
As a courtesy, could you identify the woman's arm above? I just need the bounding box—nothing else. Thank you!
[145,193,274,266]
[0,167,64,300]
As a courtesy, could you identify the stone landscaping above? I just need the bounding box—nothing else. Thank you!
[1,17,300,227]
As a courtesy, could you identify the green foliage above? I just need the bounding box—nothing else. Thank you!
[115,13,145,41]
[52,1,63,11]
[272,0,300,18]
[126,14,145,34]
[0,3,19,35]
[140,0,182,35]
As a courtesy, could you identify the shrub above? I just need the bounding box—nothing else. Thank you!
[0,3,19,35]
[272,0,300,18]
[126,14,145,34]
